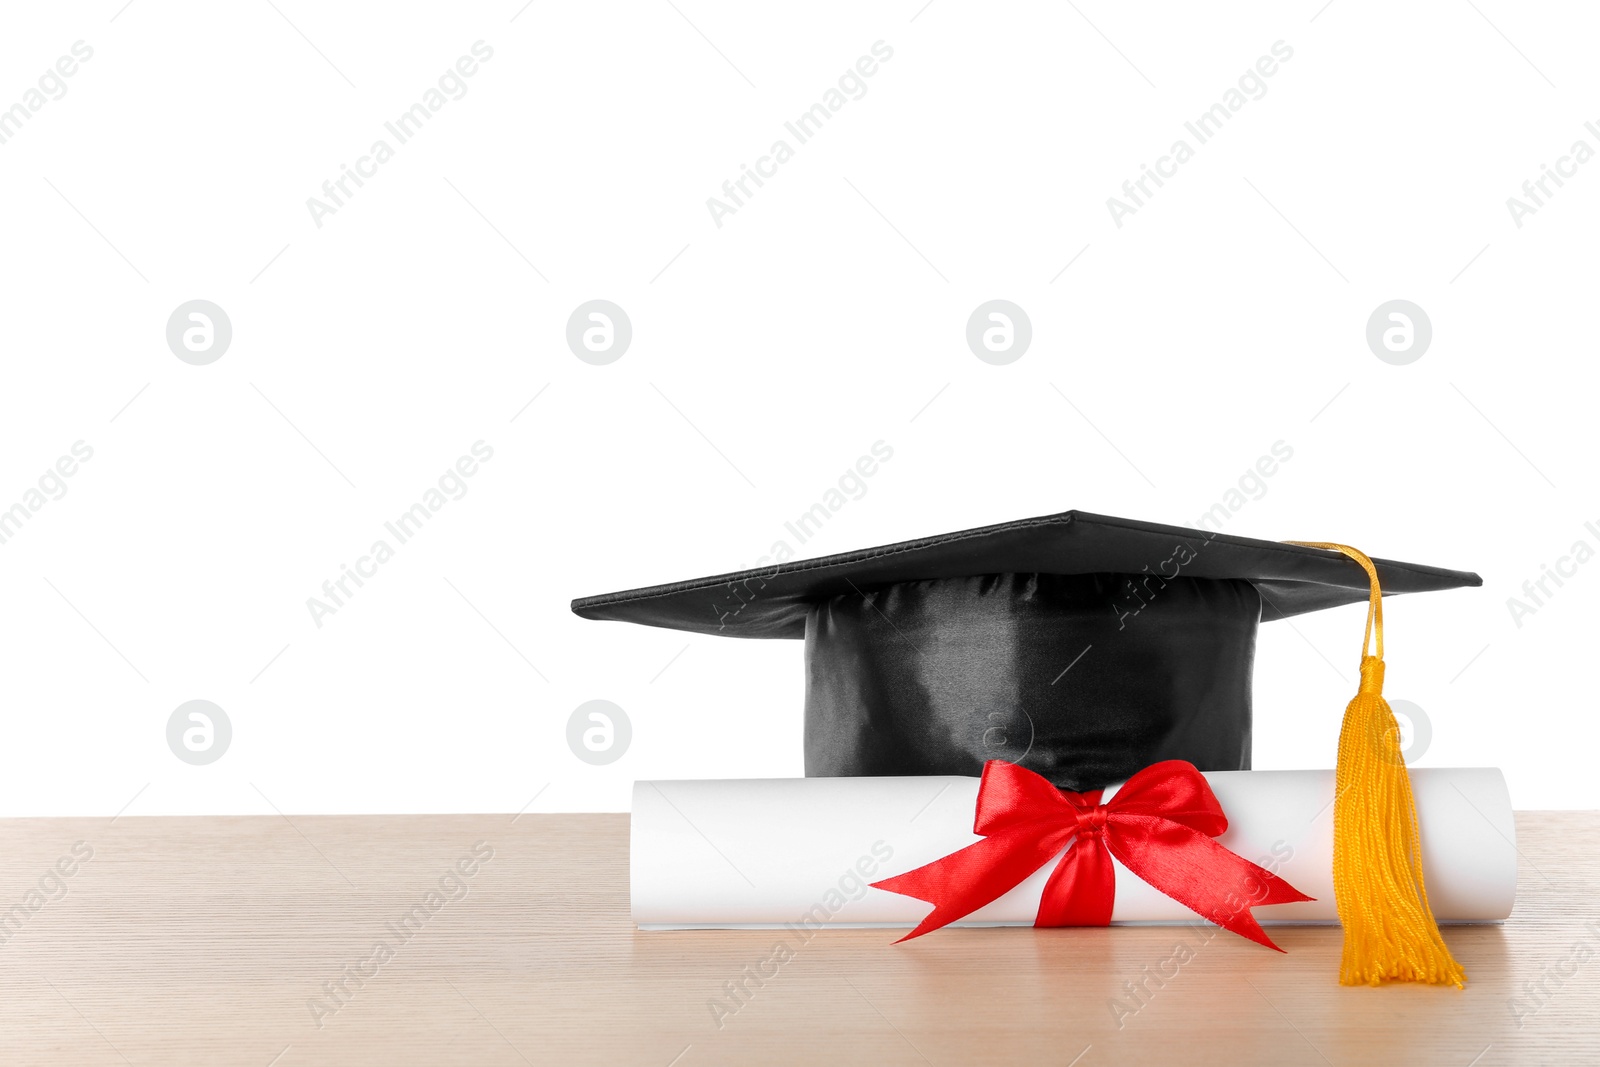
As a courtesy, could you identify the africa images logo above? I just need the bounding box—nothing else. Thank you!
[305,42,495,229]
[1106,40,1294,228]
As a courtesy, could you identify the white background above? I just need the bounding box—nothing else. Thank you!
[1,1,1594,815]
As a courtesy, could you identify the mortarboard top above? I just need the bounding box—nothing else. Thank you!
[572,510,1480,636]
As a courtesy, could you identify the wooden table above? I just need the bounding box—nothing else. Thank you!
[0,812,1594,1065]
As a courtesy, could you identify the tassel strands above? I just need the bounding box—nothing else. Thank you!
[1284,541,1466,988]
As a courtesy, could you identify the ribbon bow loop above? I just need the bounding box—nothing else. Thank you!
[971,759,1092,836]
[1104,759,1231,836]
[872,760,1313,950]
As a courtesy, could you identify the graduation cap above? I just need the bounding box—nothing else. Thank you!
[574,509,1481,987]
[572,510,1476,788]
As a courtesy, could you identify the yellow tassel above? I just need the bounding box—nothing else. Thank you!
[1284,541,1466,988]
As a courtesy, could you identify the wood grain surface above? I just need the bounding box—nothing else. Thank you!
[0,811,1594,1066]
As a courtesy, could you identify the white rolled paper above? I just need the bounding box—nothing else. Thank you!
[631,768,1516,929]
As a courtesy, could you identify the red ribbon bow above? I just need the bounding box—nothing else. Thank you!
[871,760,1313,950]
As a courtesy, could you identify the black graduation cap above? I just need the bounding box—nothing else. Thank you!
[572,511,1480,792]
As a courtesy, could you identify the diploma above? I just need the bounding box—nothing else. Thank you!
[631,768,1516,929]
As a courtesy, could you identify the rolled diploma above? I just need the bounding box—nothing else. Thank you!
[631,768,1515,929]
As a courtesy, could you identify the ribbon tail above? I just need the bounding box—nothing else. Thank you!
[872,828,1069,942]
[1108,817,1316,952]
[1034,836,1114,927]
